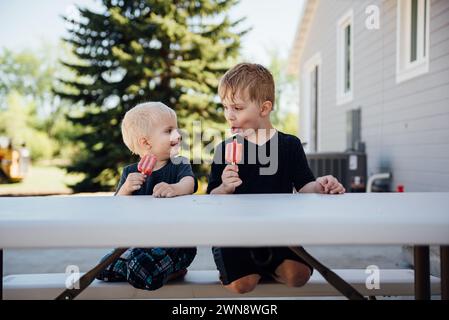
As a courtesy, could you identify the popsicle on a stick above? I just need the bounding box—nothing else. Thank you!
[138,154,157,175]
[225,137,243,165]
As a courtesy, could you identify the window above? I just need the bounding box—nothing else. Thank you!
[301,53,322,152]
[397,0,430,83]
[337,9,354,105]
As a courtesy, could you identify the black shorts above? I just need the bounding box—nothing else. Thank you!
[212,246,313,285]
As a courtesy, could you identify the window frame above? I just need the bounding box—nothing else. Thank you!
[301,52,322,152]
[336,9,354,106]
[396,0,430,84]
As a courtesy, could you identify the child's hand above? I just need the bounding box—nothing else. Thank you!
[221,165,242,193]
[122,172,146,194]
[316,175,345,194]
[153,182,178,198]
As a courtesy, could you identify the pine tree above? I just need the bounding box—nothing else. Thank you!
[56,0,246,191]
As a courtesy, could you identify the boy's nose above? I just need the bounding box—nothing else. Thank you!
[225,110,236,121]
[171,129,181,141]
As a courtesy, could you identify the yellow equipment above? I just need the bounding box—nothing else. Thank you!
[0,137,29,183]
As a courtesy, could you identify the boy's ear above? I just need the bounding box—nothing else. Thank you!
[260,101,273,117]
[138,137,151,151]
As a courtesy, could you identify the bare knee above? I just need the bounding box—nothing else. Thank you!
[276,260,311,287]
[285,270,310,287]
[225,274,260,294]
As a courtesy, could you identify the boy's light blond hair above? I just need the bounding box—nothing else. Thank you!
[121,102,176,154]
[218,63,275,107]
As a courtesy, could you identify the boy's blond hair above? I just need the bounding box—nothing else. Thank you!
[121,102,176,154]
[218,63,275,107]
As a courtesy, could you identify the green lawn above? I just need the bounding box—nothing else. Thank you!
[0,165,83,196]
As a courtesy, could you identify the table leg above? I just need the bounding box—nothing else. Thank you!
[441,246,449,300]
[414,246,430,300]
[1,249,3,300]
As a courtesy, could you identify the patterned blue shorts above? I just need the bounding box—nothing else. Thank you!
[96,247,197,291]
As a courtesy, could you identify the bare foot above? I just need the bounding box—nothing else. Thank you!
[166,269,187,282]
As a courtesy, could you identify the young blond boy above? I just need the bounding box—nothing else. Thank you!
[96,102,197,291]
[207,63,345,294]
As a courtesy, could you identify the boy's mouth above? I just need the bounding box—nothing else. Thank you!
[231,127,242,134]
[170,141,180,156]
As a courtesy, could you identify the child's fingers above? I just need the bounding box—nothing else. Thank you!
[166,190,176,197]
[225,175,241,183]
[127,179,143,190]
[318,176,328,185]
[316,178,327,191]
[328,179,338,188]
[126,181,142,191]
[324,178,338,192]
[129,173,146,179]
[228,178,242,185]
[155,185,174,197]
[334,188,345,194]
[224,171,239,179]
[153,182,160,189]
[131,179,145,186]
[159,189,172,197]
[153,190,161,197]
[155,186,167,195]
[320,181,329,193]
[129,176,145,185]
[324,184,333,193]
[232,180,243,187]
[330,184,345,194]
[226,177,241,184]
[336,185,345,194]
[162,187,171,195]
[153,182,168,193]
[224,165,238,173]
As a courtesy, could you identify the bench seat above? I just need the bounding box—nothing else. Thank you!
[3,269,441,299]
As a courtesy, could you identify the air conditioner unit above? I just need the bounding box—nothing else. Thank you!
[306,151,367,192]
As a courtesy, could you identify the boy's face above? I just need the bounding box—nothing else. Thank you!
[222,93,265,136]
[146,115,181,160]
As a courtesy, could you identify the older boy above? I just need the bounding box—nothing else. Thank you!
[207,63,345,294]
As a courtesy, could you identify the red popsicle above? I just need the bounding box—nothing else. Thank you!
[138,154,157,175]
[225,137,243,165]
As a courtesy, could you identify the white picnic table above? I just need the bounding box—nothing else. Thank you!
[0,192,448,299]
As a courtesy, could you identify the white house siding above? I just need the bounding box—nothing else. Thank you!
[298,0,449,191]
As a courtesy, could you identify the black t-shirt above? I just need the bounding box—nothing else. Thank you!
[206,131,315,194]
[116,156,198,195]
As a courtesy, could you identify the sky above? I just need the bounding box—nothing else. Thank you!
[0,0,305,115]
[0,0,305,65]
